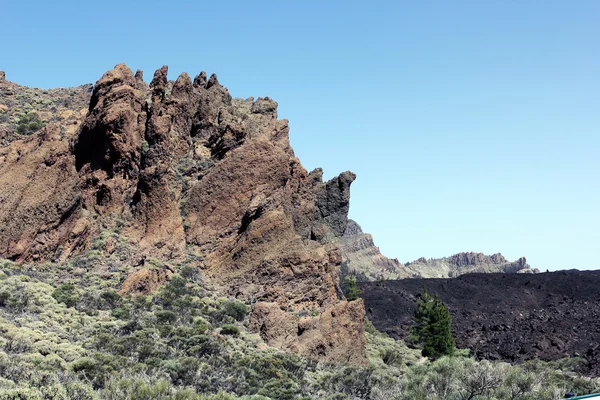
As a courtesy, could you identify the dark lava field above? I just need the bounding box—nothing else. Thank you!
[360,270,600,376]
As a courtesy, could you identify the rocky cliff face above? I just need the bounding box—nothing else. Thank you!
[337,220,416,281]
[404,252,537,278]
[339,219,536,280]
[0,65,366,364]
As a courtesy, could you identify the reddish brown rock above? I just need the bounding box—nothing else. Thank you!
[251,300,367,364]
[0,118,90,262]
[73,63,148,219]
[0,64,366,364]
[119,265,174,296]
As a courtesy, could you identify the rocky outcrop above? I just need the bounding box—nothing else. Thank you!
[0,74,92,146]
[405,252,537,278]
[0,64,365,364]
[250,300,367,365]
[337,222,534,281]
[337,220,416,281]
[119,265,174,296]
[0,110,90,262]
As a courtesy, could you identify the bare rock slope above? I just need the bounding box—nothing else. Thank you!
[0,65,366,364]
[338,219,536,280]
[404,252,538,278]
[337,220,416,281]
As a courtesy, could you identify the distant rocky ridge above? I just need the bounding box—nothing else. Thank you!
[337,220,417,281]
[405,252,537,278]
[0,65,366,364]
[339,220,537,280]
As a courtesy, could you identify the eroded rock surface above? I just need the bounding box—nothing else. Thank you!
[119,265,174,296]
[404,251,537,278]
[0,64,365,363]
[361,270,600,376]
[251,300,367,365]
[337,220,416,281]
[338,220,535,281]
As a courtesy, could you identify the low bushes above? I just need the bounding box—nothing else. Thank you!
[15,112,44,135]
[1,256,599,399]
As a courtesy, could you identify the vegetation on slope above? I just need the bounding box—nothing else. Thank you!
[0,244,598,399]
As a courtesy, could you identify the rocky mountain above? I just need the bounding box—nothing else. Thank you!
[1,67,597,399]
[404,252,538,278]
[338,219,537,280]
[337,220,417,281]
[0,65,366,364]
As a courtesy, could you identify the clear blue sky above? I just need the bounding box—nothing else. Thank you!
[2,1,599,270]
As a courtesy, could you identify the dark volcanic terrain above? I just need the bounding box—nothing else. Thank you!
[361,270,600,376]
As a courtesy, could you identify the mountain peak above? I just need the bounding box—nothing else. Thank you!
[0,65,366,364]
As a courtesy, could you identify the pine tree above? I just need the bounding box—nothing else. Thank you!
[345,275,362,301]
[411,289,455,359]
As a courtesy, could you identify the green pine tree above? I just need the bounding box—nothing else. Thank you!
[411,289,455,359]
[345,275,362,301]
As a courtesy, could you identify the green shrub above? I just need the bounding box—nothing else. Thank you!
[221,324,239,336]
[161,357,200,386]
[222,300,248,322]
[72,357,97,374]
[379,348,402,366]
[101,375,177,399]
[156,310,178,324]
[100,290,121,309]
[193,318,209,334]
[180,266,202,283]
[16,112,44,135]
[52,284,78,307]
[159,275,191,303]
[0,291,10,306]
[111,307,130,320]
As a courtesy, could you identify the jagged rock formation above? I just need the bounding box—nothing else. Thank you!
[0,65,366,364]
[337,220,416,281]
[404,252,537,278]
[339,220,536,280]
[250,299,367,364]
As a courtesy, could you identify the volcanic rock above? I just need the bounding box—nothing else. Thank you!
[337,220,533,281]
[250,300,367,364]
[119,265,174,296]
[360,270,600,376]
[0,64,365,363]
[404,252,537,278]
[336,220,416,281]
[0,113,89,262]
